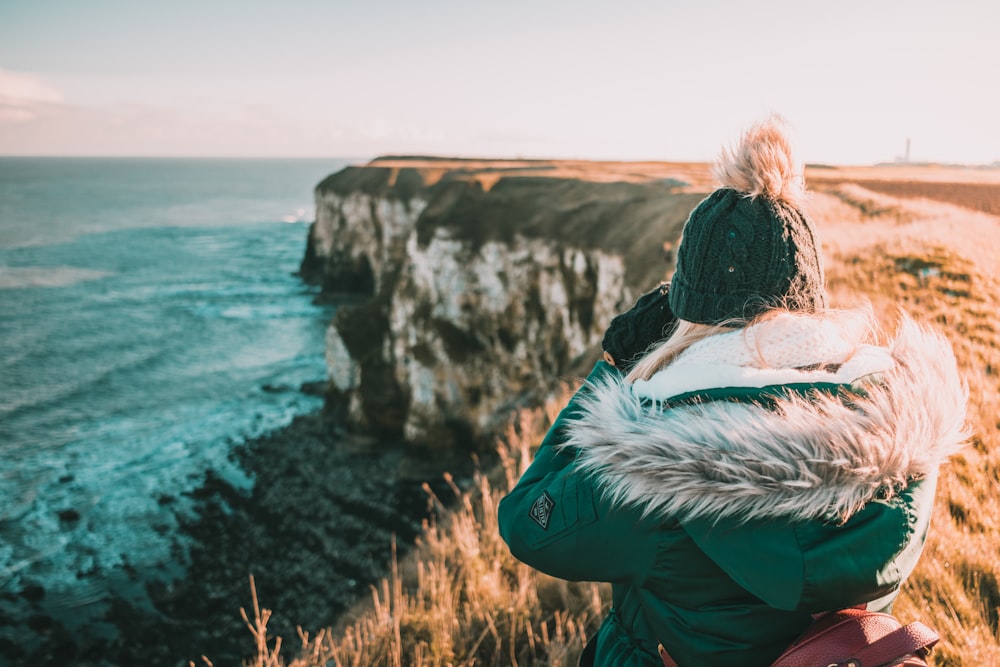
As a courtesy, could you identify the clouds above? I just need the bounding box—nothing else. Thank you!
[0,68,64,123]
[0,77,451,158]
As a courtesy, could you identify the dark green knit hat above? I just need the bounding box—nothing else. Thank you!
[668,118,827,325]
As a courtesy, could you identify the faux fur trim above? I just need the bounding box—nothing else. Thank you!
[714,116,805,207]
[560,315,969,523]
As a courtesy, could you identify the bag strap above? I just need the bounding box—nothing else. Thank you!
[657,642,678,667]
[840,621,940,667]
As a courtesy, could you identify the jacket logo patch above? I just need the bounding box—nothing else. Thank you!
[529,491,555,530]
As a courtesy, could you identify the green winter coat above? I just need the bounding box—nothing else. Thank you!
[498,316,967,667]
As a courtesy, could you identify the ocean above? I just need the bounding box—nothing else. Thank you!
[0,157,350,658]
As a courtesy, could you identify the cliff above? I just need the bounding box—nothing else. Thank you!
[301,157,713,455]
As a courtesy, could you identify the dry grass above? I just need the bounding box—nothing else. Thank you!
[813,186,1000,667]
[366,156,717,192]
[220,401,606,667]
[227,177,1000,667]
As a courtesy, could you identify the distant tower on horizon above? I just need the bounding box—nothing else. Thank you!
[895,137,911,164]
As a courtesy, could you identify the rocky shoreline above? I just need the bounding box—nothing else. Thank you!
[2,403,471,667]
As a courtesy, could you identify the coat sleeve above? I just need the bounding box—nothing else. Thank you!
[498,361,660,584]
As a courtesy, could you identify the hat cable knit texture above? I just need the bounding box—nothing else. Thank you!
[668,118,827,325]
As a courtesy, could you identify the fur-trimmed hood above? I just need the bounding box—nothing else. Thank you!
[560,313,969,524]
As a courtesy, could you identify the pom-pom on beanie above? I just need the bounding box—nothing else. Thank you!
[668,117,827,325]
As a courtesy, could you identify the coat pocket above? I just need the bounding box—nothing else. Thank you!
[526,471,599,548]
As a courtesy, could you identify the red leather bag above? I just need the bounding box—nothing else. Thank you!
[655,607,939,667]
[769,607,940,667]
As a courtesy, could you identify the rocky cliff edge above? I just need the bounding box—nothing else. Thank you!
[301,157,713,457]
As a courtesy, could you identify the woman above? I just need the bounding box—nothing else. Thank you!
[497,118,969,666]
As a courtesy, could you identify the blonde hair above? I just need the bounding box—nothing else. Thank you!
[625,319,733,383]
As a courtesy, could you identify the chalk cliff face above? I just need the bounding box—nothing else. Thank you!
[302,159,705,453]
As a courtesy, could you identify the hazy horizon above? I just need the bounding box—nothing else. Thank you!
[2,155,999,170]
[2,1,998,165]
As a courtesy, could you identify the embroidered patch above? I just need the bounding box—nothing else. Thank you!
[529,491,555,530]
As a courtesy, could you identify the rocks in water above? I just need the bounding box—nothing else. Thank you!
[57,509,80,524]
[299,380,327,396]
[19,584,45,602]
[4,409,456,667]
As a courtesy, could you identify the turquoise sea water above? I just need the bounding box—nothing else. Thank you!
[0,157,349,653]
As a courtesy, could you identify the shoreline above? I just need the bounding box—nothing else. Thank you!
[5,405,469,667]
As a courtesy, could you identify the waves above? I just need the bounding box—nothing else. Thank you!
[0,266,114,289]
[0,219,333,637]
[0,158,357,662]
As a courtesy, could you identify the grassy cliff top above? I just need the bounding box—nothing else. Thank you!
[324,156,1000,192]
[316,157,1000,288]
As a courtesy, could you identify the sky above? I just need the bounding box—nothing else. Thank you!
[0,0,997,165]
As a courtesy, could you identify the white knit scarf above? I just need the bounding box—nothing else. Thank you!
[632,312,897,401]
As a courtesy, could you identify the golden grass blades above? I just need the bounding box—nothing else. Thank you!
[235,397,607,666]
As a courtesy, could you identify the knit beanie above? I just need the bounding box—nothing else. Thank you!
[668,118,827,325]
